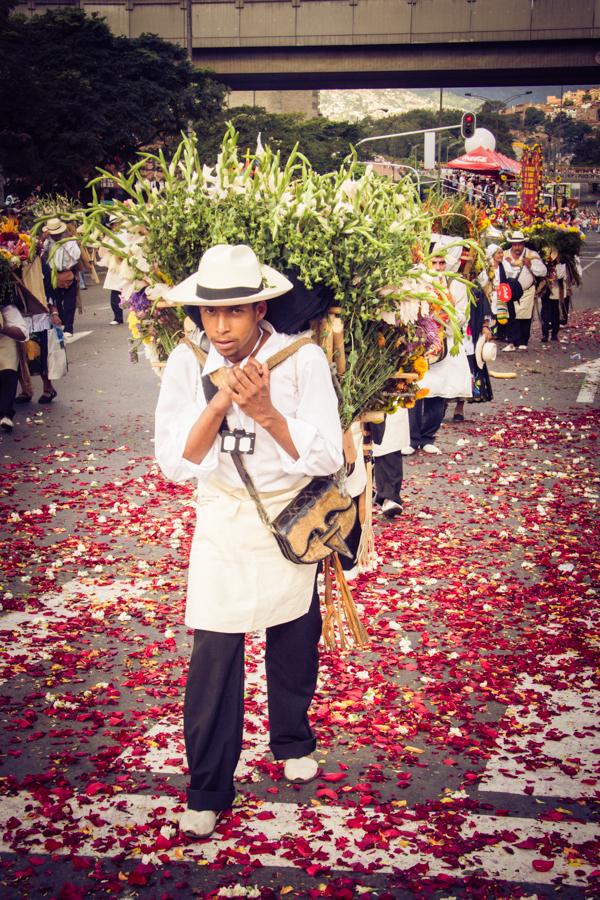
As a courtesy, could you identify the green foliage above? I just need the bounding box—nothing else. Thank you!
[571,130,600,166]
[524,107,547,128]
[0,8,225,194]
[195,106,365,175]
[70,128,465,423]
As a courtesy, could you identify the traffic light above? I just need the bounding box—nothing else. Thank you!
[461,112,477,140]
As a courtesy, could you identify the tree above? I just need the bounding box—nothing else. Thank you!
[196,107,365,173]
[0,9,226,195]
[524,107,547,129]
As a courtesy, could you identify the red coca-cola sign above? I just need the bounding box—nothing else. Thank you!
[497,282,512,302]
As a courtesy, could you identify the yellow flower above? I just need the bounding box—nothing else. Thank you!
[404,399,416,409]
[415,388,430,399]
[413,357,428,376]
[127,310,141,340]
[155,268,173,286]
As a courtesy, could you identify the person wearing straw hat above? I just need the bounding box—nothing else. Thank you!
[154,244,344,839]
[43,218,81,339]
[502,231,547,352]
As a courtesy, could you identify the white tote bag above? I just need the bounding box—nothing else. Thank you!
[47,327,68,380]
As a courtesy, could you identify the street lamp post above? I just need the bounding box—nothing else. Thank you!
[465,90,533,132]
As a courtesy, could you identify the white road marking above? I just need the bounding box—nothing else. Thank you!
[0,792,595,885]
[480,659,599,799]
[581,253,600,272]
[0,580,149,678]
[65,331,93,344]
[562,357,600,403]
[116,659,270,780]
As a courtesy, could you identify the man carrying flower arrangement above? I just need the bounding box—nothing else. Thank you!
[154,244,344,839]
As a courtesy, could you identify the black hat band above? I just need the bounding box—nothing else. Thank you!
[196,281,263,301]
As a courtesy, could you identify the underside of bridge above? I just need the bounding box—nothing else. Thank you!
[194,39,600,92]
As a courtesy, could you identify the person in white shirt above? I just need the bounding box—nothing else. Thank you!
[155,245,343,839]
[44,218,81,338]
[409,251,472,454]
[502,231,547,351]
[0,301,29,432]
[541,251,565,342]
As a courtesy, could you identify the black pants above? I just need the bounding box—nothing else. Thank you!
[374,451,403,505]
[560,293,571,325]
[507,317,532,347]
[55,283,77,333]
[184,582,322,812]
[409,397,445,449]
[110,290,123,323]
[541,297,560,339]
[0,369,18,419]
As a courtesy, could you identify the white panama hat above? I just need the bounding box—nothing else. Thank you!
[507,230,526,243]
[475,334,497,369]
[46,218,67,236]
[165,244,293,307]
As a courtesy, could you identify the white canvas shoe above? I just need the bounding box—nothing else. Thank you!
[501,344,516,352]
[284,756,319,783]
[381,499,402,518]
[517,345,528,351]
[422,443,441,455]
[0,417,14,433]
[179,809,218,838]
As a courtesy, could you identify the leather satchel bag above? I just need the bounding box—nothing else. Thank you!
[186,332,356,565]
[232,456,356,565]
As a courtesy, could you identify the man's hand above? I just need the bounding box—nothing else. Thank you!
[208,387,233,418]
[522,256,532,269]
[227,359,275,426]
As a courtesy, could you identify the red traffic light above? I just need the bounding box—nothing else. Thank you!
[461,112,477,139]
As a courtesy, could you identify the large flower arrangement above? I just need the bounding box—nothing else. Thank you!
[48,128,472,427]
[0,218,35,306]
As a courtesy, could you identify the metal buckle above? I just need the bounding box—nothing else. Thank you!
[220,428,256,455]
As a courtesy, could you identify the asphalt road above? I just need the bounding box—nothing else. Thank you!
[0,248,598,899]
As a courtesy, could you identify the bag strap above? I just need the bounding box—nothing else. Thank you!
[229,449,273,531]
[182,331,313,531]
[182,333,313,389]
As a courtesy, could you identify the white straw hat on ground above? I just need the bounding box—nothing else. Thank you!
[475,334,497,369]
[507,230,526,243]
[166,244,293,306]
[46,218,67,236]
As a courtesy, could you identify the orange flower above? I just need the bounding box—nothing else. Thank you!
[413,357,428,376]
[415,388,430,399]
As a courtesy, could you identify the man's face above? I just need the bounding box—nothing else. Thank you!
[431,257,447,272]
[200,302,266,363]
[510,242,524,255]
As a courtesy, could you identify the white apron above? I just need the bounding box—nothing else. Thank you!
[186,477,317,633]
[373,408,410,457]
[515,284,536,320]
[419,346,472,399]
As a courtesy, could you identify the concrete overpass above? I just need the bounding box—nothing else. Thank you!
[17,0,600,94]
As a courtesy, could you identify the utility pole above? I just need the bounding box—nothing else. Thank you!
[437,87,443,183]
[186,0,193,61]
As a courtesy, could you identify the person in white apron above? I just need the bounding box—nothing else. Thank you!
[372,407,410,517]
[154,245,343,838]
[502,231,547,351]
[0,302,29,432]
[409,253,471,454]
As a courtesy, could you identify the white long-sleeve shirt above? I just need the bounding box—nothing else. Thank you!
[155,322,343,491]
[503,248,547,290]
[155,322,344,632]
